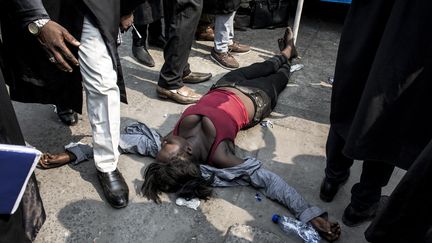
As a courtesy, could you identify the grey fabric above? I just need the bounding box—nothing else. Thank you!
[200,157,325,223]
[64,122,323,222]
[118,122,162,158]
[64,143,94,165]
[65,122,162,164]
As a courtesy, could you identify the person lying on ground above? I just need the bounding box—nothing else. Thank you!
[38,27,340,241]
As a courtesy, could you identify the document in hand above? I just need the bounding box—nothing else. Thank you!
[0,144,41,214]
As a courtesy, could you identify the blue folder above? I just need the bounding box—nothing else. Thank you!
[0,144,41,214]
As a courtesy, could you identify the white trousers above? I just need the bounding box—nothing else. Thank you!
[214,11,235,53]
[78,16,120,173]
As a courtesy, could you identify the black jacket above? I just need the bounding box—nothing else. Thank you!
[134,0,163,26]
[0,38,45,243]
[1,0,144,113]
[365,138,432,242]
[331,0,432,169]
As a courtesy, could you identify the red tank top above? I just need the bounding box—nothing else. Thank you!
[173,89,249,165]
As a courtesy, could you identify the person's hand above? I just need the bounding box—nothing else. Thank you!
[37,20,80,72]
[120,13,134,32]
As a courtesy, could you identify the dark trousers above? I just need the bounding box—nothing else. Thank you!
[132,20,164,46]
[158,0,203,89]
[325,127,395,210]
[216,55,291,109]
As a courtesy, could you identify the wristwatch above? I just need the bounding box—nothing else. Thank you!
[28,19,50,36]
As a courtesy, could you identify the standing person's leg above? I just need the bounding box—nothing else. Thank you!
[320,127,355,202]
[214,12,235,53]
[132,23,155,67]
[226,11,250,54]
[157,0,210,104]
[196,14,214,41]
[148,19,166,48]
[132,3,155,67]
[227,12,235,47]
[211,12,239,69]
[79,16,128,209]
[343,160,394,226]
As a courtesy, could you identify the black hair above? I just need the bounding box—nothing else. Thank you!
[141,155,214,203]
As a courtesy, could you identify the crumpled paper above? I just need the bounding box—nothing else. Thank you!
[175,197,200,210]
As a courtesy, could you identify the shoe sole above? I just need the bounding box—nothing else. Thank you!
[342,213,376,227]
[132,54,155,67]
[342,205,378,227]
[110,203,128,209]
[182,76,212,84]
[342,196,386,227]
[210,55,239,70]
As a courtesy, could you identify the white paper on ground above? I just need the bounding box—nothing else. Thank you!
[175,197,200,210]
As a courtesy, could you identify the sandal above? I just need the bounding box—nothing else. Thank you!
[278,27,298,58]
[37,151,75,169]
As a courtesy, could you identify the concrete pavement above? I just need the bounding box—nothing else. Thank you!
[13,12,405,243]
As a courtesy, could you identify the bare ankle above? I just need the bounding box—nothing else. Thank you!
[281,47,292,59]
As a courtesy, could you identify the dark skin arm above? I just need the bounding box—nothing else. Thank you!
[119,13,134,32]
[210,140,245,168]
[37,20,80,72]
[38,12,133,72]
[211,139,341,241]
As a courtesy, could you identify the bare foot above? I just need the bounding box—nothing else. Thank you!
[38,152,75,169]
[310,216,341,242]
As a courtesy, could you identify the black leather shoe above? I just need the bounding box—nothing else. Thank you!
[319,175,349,202]
[97,169,129,209]
[132,45,155,67]
[56,106,78,126]
[182,72,212,84]
[148,35,166,49]
[342,196,389,227]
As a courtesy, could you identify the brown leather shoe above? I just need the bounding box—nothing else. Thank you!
[228,41,250,53]
[196,25,214,41]
[211,49,239,70]
[182,72,212,84]
[156,85,202,104]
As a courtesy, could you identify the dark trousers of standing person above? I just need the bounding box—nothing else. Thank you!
[159,0,203,90]
[325,127,395,210]
[132,20,164,46]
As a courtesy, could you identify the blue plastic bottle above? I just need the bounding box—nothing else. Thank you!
[272,214,321,243]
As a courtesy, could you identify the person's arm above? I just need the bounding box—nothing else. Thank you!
[119,13,134,32]
[9,0,49,28]
[9,0,80,72]
[200,157,325,223]
[211,141,245,168]
[251,168,325,223]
